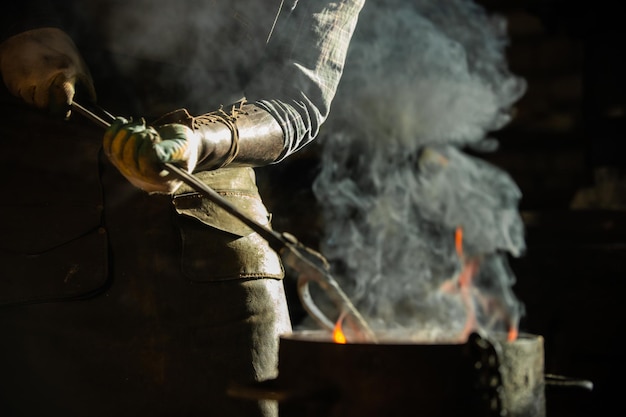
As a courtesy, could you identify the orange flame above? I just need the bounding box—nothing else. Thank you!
[439,226,480,341]
[455,227,464,258]
[333,314,347,344]
[449,226,520,342]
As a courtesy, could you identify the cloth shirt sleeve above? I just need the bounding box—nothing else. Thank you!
[245,0,366,161]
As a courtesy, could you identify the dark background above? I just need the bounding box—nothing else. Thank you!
[259,1,625,416]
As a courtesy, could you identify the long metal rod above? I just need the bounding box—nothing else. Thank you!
[71,101,377,342]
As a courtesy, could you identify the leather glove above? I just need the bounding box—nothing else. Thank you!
[0,27,96,117]
[103,117,201,194]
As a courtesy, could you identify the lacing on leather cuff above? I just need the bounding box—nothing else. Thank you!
[192,100,248,168]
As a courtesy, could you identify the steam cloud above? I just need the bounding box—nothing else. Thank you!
[307,0,528,341]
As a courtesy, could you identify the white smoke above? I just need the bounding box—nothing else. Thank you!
[308,0,528,341]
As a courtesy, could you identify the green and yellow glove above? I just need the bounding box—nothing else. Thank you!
[103,117,200,194]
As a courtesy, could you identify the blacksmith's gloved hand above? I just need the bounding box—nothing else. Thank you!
[103,118,201,194]
[103,101,285,194]
[0,27,96,118]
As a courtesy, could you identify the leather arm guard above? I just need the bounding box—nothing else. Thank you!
[156,99,285,172]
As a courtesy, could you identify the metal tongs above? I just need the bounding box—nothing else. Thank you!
[71,101,377,343]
